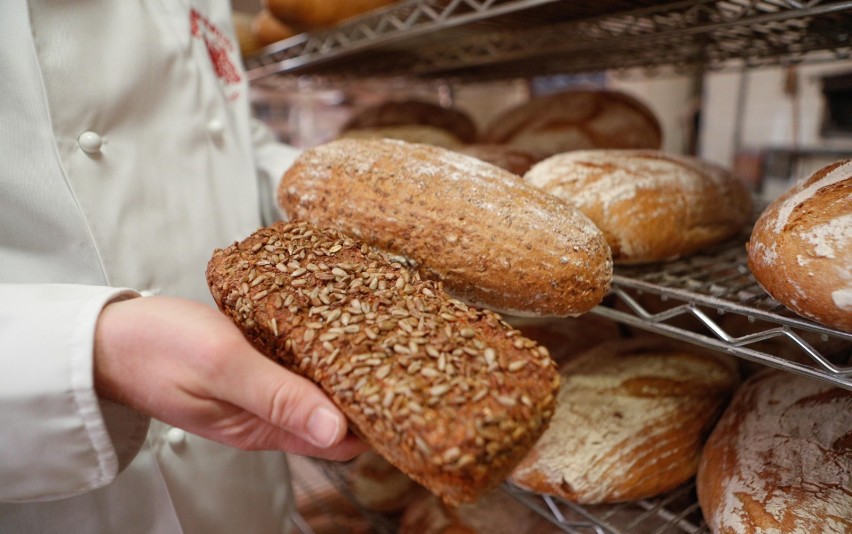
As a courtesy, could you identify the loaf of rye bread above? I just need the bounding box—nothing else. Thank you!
[697,370,851,533]
[341,100,478,144]
[482,90,662,157]
[525,150,752,263]
[510,338,739,504]
[747,159,852,332]
[277,139,612,317]
[207,221,560,505]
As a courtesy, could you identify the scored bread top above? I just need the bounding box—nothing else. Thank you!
[747,159,851,332]
[207,221,560,505]
[697,370,852,534]
[278,138,612,317]
[525,150,752,263]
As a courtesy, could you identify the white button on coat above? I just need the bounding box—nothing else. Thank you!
[77,131,103,154]
[165,428,185,447]
[207,118,224,137]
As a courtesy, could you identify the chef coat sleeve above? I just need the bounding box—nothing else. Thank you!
[249,117,302,225]
[0,284,151,502]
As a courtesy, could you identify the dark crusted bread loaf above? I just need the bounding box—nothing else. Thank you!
[341,100,478,144]
[748,159,852,332]
[207,221,560,505]
[524,150,752,263]
[482,90,662,157]
[697,370,852,534]
[278,139,612,317]
[510,338,739,504]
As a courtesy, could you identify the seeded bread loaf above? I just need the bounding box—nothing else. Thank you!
[524,150,752,263]
[207,221,560,505]
[482,90,662,157]
[509,338,739,504]
[342,100,478,144]
[697,370,852,534]
[264,0,398,29]
[747,159,852,332]
[278,139,612,317]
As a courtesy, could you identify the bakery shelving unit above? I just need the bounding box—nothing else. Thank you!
[246,1,852,532]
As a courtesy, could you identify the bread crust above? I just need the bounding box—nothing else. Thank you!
[747,159,852,332]
[510,338,739,504]
[207,221,560,505]
[696,370,852,534]
[339,125,464,150]
[455,144,541,176]
[483,90,662,156]
[342,100,478,144]
[278,139,612,317]
[525,150,753,263]
[264,0,398,29]
[251,9,297,46]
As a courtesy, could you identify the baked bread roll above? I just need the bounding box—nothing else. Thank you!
[510,338,739,504]
[483,90,662,157]
[341,100,478,144]
[455,144,541,176]
[697,370,852,533]
[339,125,464,149]
[251,9,297,46]
[748,159,852,332]
[278,139,612,317]
[525,150,752,263]
[265,0,398,30]
[207,221,560,505]
[399,490,562,534]
[348,450,423,513]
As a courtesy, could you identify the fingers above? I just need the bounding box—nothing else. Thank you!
[213,348,353,450]
[233,418,370,460]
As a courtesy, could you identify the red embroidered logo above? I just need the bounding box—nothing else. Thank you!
[190,8,241,85]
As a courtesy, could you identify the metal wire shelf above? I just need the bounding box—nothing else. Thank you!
[591,234,852,391]
[503,481,709,534]
[244,0,852,81]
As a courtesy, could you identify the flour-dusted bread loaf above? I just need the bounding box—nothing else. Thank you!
[483,90,662,157]
[339,125,465,150]
[748,160,852,332]
[510,338,739,504]
[207,221,560,505]
[278,139,612,317]
[697,370,852,534]
[525,150,752,263]
[264,0,398,29]
[342,100,478,144]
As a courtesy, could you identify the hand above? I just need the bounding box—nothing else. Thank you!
[93,295,368,460]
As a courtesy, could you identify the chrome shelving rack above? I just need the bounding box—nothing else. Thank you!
[249,1,852,532]
[244,0,852,81]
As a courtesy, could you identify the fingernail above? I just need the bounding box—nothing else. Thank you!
[306,407,342,448]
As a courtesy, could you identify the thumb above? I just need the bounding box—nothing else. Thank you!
[216,349,349,449]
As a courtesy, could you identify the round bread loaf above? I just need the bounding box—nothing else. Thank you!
[251,9,297,46]
[455,144,541,176]
[278,139,612,317]
[264,0,398,29]
[697,370,852,534]
[748,159,852,332]
[510,338,739,504]
[342,100,478,144]
[525,150,752,263]
[207,221,560,505]
[232,11,263,56]
[339,125,464,149]
[483,90,662,157]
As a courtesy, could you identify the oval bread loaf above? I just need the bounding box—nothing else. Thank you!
[278,139,612,317]
[525,150,752,263]
[207,221,560,505]
[510,338,739,504]
[482,90,662,157]
[338,125,465,150]
[697,370,852,534]
[264,0,398,29]
[747,159,852,332]
[342,100,478,144]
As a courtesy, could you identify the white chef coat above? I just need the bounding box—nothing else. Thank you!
[0,1,301,532]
